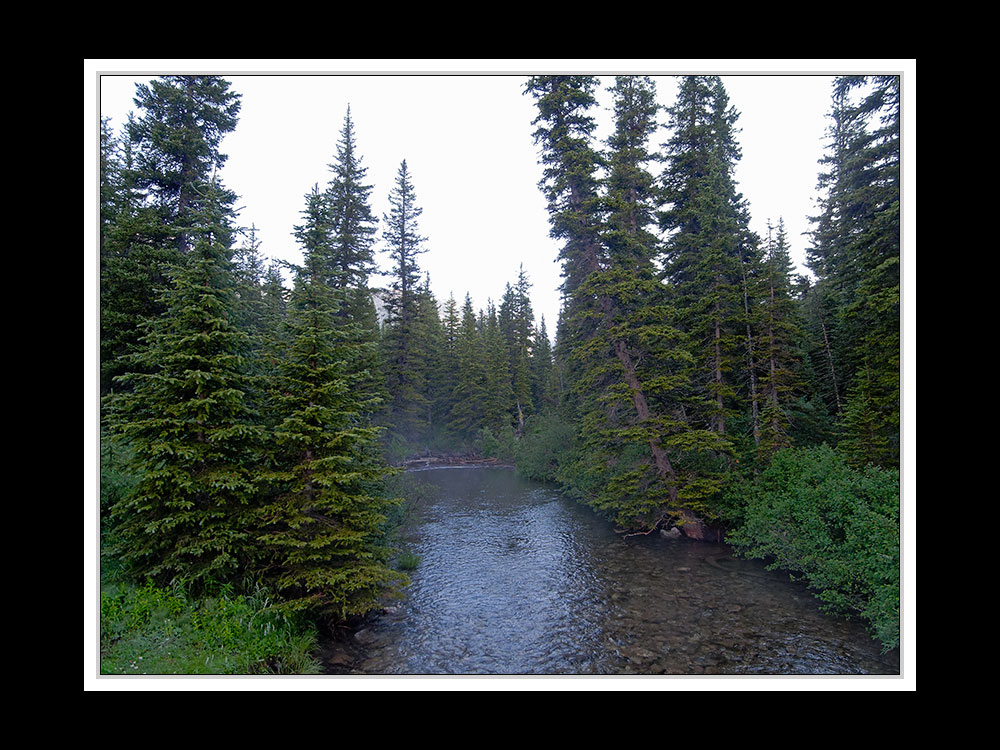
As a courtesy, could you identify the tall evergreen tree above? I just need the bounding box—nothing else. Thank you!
[128,76,242,254]
[380,160,430,444]
[105,183,262,588]
[101,76,242,395]
[324,106,379,293]
[755,218,805,462]
[255,261,291,424]
[524,75,606,375]
[414,277,446,444]
[530,315,558,412]
[807,76,900,467]
[528,75,724,534]
[323,103,382,368]
[499,265,536,433]
[447,293,488,442]
[603,76,661,276]
[432,293,462,443]
[257,246,403,616]
[659,75,757,444]
[481,300,515,434]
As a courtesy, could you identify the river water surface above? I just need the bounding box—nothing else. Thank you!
[346,466,899,677]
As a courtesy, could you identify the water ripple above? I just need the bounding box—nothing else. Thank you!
[355,468,898,676]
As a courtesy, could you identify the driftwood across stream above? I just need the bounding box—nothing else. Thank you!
[396,455,515,471]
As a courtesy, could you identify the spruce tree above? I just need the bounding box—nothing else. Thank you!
[380,160,430,445]
[530,316,558,413]
[755,219,805,462]
[105,184,262,588]
[324,106,379,294]
[807,76,900,467]
[838,76,900,468]
[414,277,446,445]
[499,265,536,433]
[481,300,515,434]
[524,75,606,377]
[659,75,757,444]
[101,76,242,395]
[256,261,291,425]
[447,293,488,443]
[257,251,403,616]
[529,75,724,534]
[435,293,462,436]
[603,76,661,276]
[323,104,383,373]
[128,76,242,254]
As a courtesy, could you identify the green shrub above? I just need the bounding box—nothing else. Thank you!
[725,444,900,652]
[513,412,575,482]
[100,580,323,675]
[475,424,515,463]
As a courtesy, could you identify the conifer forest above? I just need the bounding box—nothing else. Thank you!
[94,70,908,681]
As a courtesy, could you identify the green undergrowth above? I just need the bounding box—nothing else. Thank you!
[724,444,900,652]
[100,579,323,675]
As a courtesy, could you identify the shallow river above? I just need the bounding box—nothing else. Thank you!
[346,466,899,676]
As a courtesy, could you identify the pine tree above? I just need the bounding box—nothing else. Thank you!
[530,315,558,412]
[659,75,756,444]
[325,106,379,294]
[807,76,900,467]
[101,76,242,395]
[447,293,488,442]
[524,75,606,375]
[755,219,805,462]
[257,250,403,616]
[380,160,430,445]
[528,75,724,534]
[499,265,536,433]
[105,184,262,588]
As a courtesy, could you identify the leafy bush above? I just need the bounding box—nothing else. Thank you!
[725,444,900,652]
[513,412,575,482]
[100,580,323,675]
[475,424,515,462]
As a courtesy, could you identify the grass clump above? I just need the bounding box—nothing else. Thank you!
[395,551,422,571]
[100,580,323,675]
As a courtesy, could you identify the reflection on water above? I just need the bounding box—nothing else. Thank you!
[352,467,899,676]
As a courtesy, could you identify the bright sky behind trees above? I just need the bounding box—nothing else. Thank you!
[92,61,913,337]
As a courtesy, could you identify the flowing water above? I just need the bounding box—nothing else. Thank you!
[343,466,900,677]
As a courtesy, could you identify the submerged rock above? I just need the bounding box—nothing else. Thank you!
[354,628,379,645]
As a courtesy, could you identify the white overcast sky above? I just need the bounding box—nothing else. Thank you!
[89,60,915,338]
